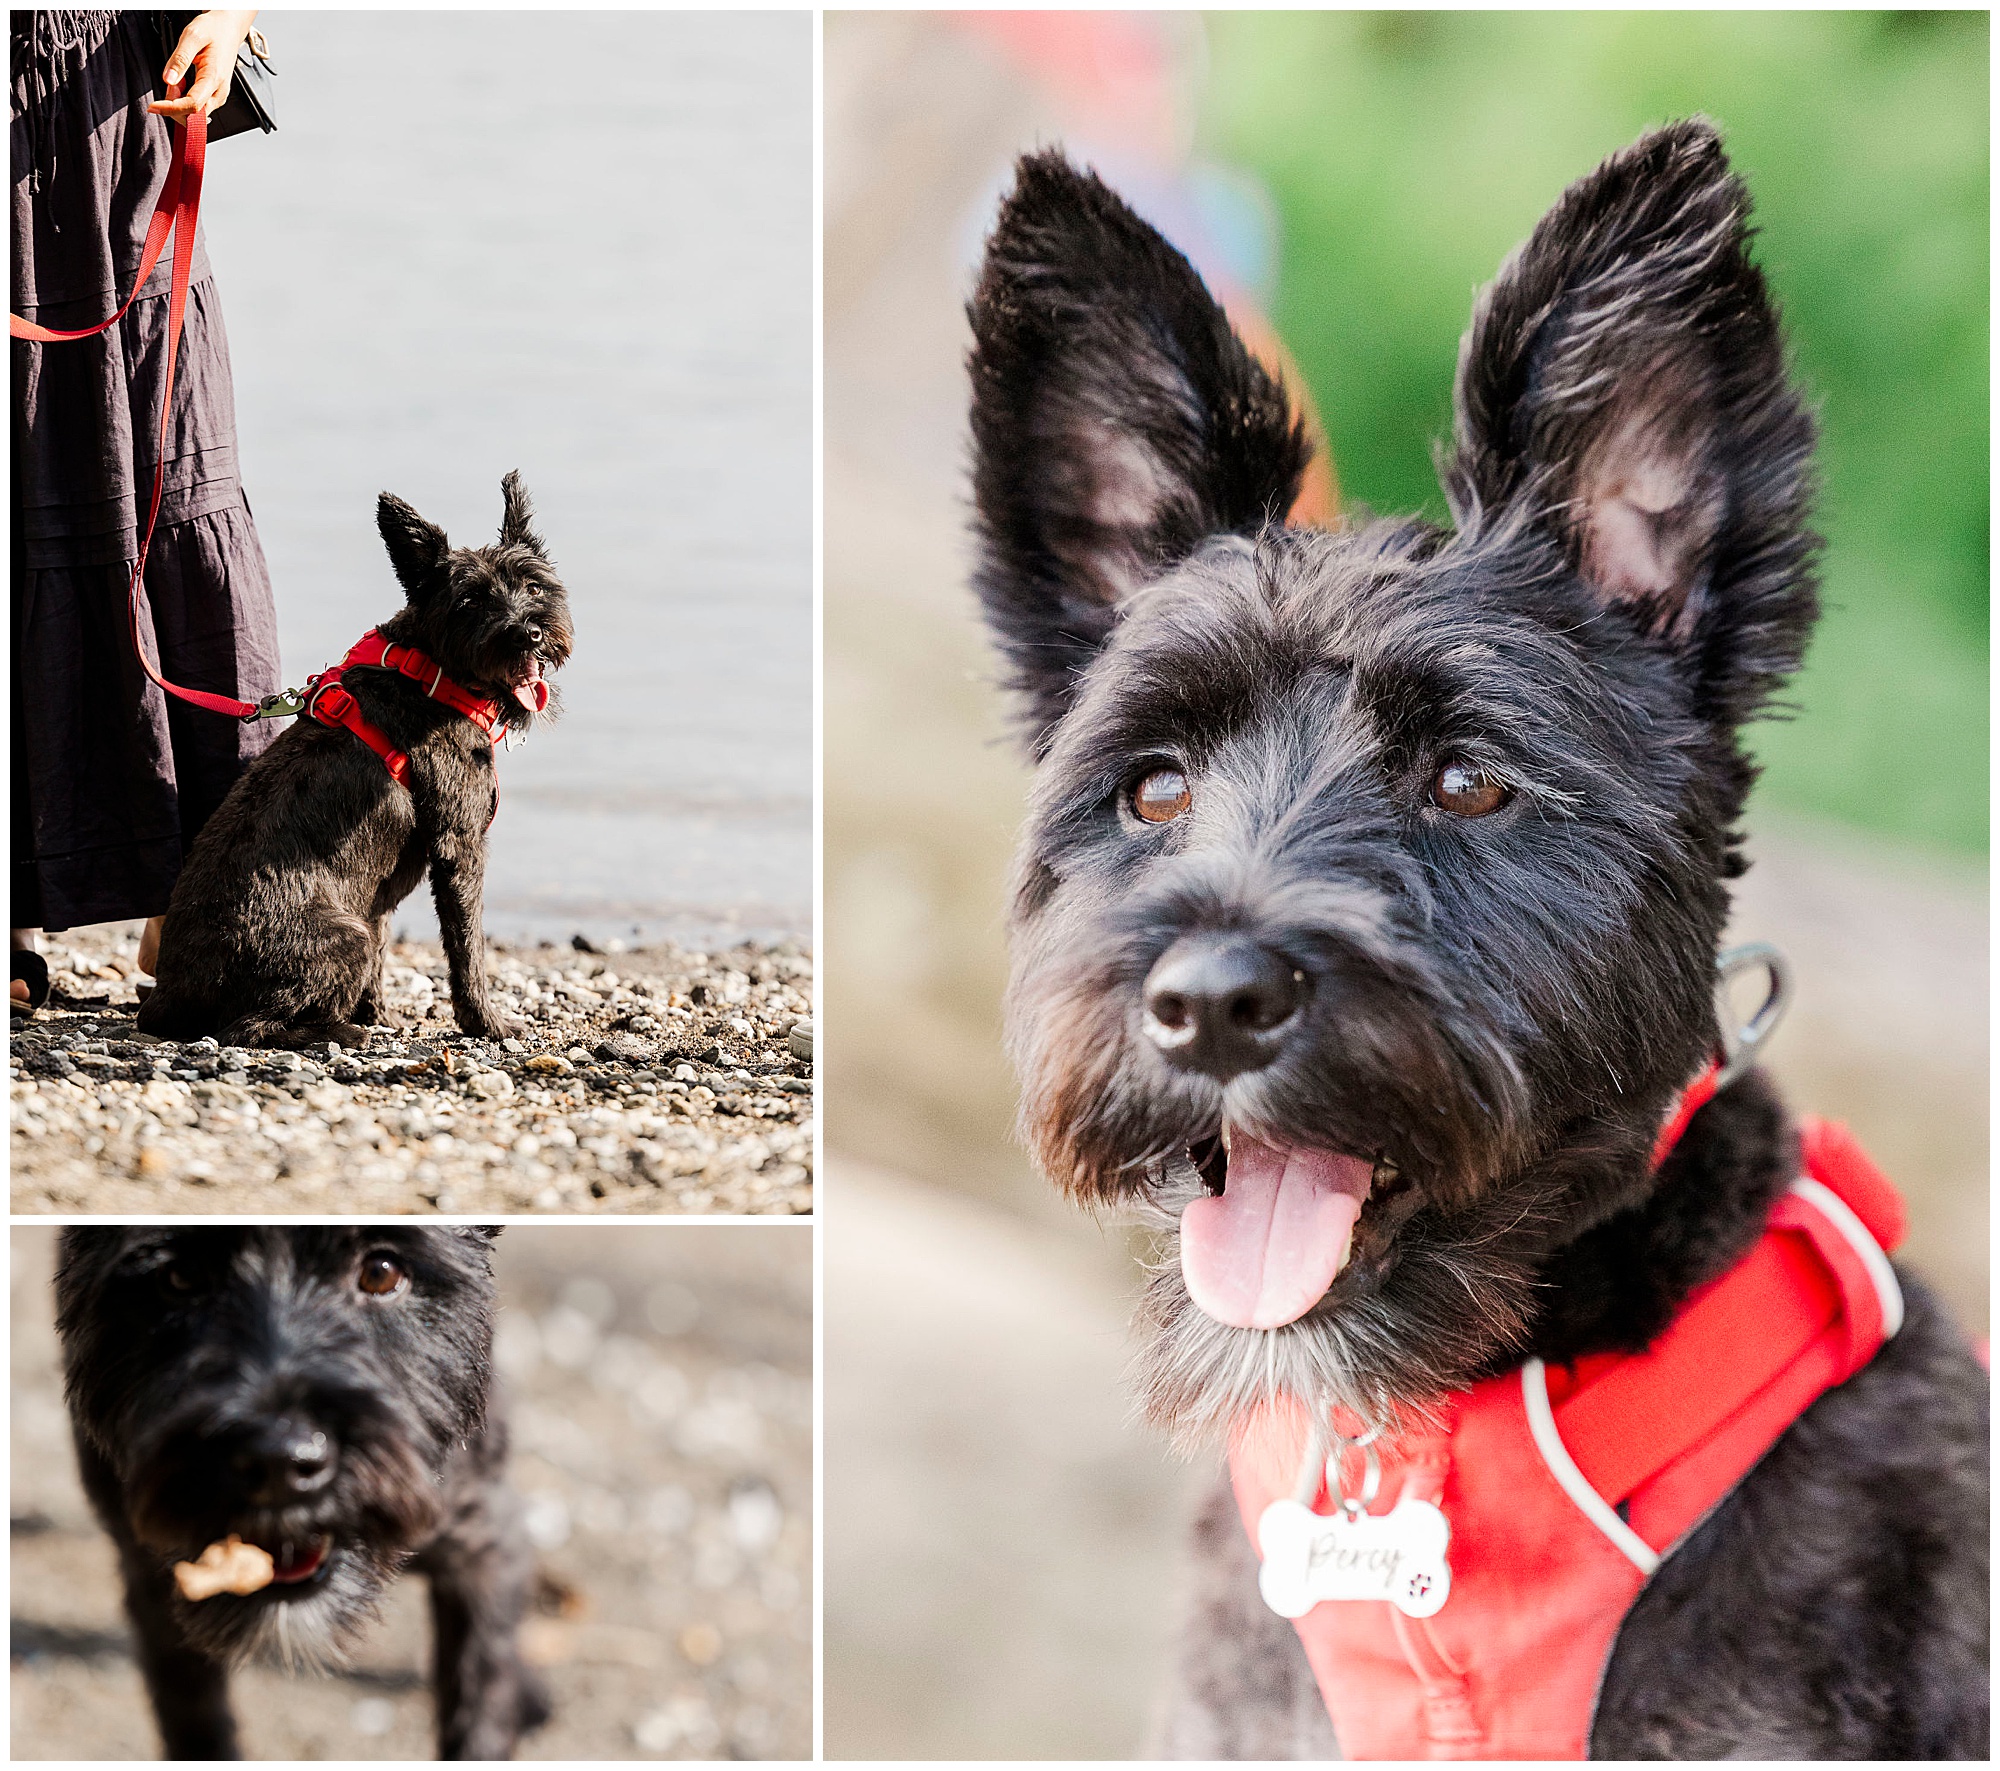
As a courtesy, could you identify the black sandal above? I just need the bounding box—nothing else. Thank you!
[10,949,50,1015]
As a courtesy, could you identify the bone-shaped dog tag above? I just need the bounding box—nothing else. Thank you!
[1256,1494,1452,1620]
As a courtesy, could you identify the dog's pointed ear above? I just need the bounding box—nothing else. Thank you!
[377,493,450,598]
[498,470,547,557]
[1443,119,1818,725]
[968,151,1312,752]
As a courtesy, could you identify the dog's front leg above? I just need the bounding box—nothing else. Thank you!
[426,801,519,1041]
[417,1486,549,1759]
[115,1542,241,1759]
[351,913,395,1025]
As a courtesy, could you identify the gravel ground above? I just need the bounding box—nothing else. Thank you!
[10,1223,814,1761]
[9,923,813,1216]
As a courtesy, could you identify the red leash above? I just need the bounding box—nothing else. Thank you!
[12,103,286,723]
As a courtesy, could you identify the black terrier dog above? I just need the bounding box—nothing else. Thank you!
[55,1224,548,1760]
[968,127,1986,1756]
[138,473,571,1048]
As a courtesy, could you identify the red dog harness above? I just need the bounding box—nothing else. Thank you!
[302,630,506,789]
[1228,1105,1906,1761]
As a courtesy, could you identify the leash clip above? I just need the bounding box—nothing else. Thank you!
[1715,942,1792,1089]
[244,686,306,721]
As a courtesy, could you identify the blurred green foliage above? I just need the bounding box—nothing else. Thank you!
[1202,10,1987,855]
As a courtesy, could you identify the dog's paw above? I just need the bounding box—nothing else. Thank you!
[457,1009,525,1041]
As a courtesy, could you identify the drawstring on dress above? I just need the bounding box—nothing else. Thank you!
[15,10,121,221]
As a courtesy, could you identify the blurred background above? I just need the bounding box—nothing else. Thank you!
[11,1223,813,1760]
[824,10,1987,1759]
[204,12,811,948]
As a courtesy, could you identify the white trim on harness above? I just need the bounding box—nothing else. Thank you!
[1522,1173,1902,1575]
[1520,1358,1660,1575]
[1787,1175,1905,1338]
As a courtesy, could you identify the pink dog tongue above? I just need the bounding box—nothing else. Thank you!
[513,669,548,713]
[1180,1138,1373,1329]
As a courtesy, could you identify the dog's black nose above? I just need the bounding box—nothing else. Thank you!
[233,1418,335,1504]
[1143,933,1305,1078]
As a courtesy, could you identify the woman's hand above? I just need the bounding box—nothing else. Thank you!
[147,11,260,124]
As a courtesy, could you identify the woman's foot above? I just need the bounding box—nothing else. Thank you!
[11,931,49,1015]
[138,915,165,976]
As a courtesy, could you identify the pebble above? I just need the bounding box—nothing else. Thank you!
[679,1621,724,1667]
[11,927,814,1216]
[595,1033,653,1065]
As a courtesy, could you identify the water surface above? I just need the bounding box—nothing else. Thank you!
[201,12,812,945]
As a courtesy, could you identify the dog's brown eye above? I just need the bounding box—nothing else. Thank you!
[358,1253,407,1297]
[159,1262,195,1296]
[1132,768,1192,824]
[1430,761,1510,818]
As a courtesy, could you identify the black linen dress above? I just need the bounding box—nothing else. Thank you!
[11,9,280,932]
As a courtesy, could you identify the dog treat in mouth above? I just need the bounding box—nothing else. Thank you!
[173,1535,275,1601]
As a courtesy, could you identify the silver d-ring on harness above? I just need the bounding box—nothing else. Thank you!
[1715,942,1793,1088]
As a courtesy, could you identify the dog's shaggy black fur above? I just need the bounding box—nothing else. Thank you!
[56,1225,548,1760]
[967,125,1987,1756]
[137,473,571,1049]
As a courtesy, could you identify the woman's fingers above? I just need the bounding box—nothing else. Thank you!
[162,16,207,86]
[152,12,252,120]
[189,62,236,116]
[147,59,235,121]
